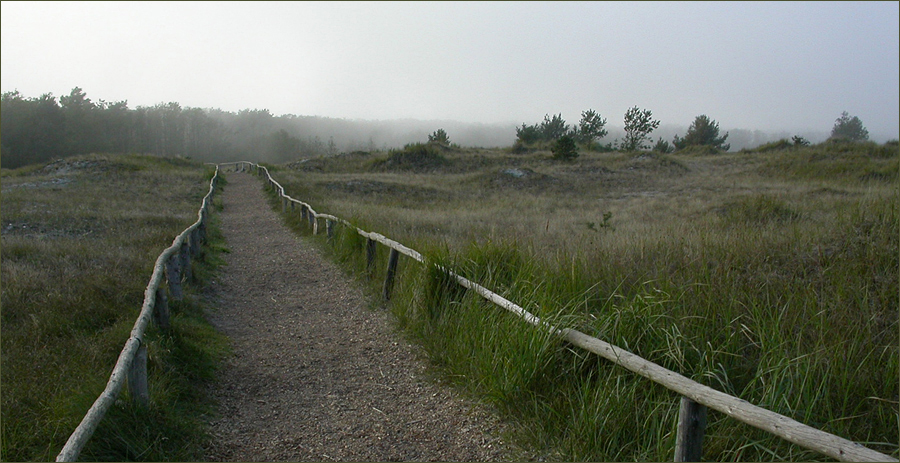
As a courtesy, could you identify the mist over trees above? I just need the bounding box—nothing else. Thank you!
[2,88,887,170]
[0,88,514,169]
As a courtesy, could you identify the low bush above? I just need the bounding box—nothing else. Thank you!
[375,143,449,171]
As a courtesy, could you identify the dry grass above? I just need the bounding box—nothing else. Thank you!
[267,142,898,461]
[1,154,228,461]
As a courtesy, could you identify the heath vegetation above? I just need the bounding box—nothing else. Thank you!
[1,90,895,461]
[265,138,898,461]
[1,154,228,461]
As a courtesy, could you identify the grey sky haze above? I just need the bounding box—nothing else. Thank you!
[2,1,898,141]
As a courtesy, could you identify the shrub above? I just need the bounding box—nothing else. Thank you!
[653,137,674,154]
[551,135,579,161]
[673,115,730,152]
[428,128,450,145]
[516,123,543,145]
[829,111,869,142]
[540,114,570,140]
[380,143,448,170]
[576,109,608,150]
[622,106,660,151]
[792,135,810,147]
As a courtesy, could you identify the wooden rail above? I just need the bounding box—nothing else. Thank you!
[55,166,222,462]
[232,161,896,462]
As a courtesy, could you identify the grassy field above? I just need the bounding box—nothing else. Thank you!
[265,140,898,461]
[1,154,229,461]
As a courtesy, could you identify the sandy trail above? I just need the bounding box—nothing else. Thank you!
[202,171,515,461]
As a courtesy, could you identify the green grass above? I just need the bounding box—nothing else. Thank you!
[260,140,898,461]
[1,154,229,461]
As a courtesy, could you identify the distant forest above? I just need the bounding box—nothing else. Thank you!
[1,87,827,169]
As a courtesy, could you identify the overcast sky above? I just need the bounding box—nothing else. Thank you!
[2,1,898,140]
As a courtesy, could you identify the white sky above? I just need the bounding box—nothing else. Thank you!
[2,1,898,139]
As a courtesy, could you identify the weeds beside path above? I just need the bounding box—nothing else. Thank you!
[202,171,515,461]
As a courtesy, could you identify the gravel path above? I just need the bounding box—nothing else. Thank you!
[202,171,517,461]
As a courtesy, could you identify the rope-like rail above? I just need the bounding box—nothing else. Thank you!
[234,160,896,462]
[55,165,221,462]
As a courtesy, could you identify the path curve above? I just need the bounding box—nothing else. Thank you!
[202,171,515,461]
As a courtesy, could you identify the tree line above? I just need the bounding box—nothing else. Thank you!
[1,87,876,169]
[0,88,371,169]
[513,106,872,160]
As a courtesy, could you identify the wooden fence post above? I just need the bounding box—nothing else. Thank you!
[382,248,400,301]
[282,197,287,213]
[128,342,150,407]
[153,285,170,331]
[366,238,377,274]
[300,205,308,221]
[290,201,295,212]
[326,219,335,240]
[189,228,200,257]
[166,254,183,301]
[311,216,318,235]
[674,396,707,462]
[180,240,192,283]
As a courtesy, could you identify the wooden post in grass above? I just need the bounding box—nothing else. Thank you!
[382,248,400,301]
[326,219,335,240]
[290,201,295,212]
[675,396,707,462]
[190,228,200,257]
[154,285,170,330]
[128,342,150,407]
[300,205,308,221]
[180,240,192,283]
[311,215,318,235]
[366,238,377,273]
[282,197,287,213]
[166,254,183,300]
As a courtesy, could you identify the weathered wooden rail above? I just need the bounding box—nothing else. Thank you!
[55,165,221,462]
[232,160,896,462]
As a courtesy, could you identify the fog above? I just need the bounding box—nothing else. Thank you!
[2,2,898,145]
[242,116,833,153]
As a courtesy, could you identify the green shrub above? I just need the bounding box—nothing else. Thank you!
[377,143,448,171]
[551,135,579,161]
[673,115,730,151]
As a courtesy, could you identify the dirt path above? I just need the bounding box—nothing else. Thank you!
[202,171,517,461]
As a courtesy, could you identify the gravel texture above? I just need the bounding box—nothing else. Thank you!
[202,171,518,461]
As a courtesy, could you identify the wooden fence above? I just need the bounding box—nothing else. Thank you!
[235,161,896,462]
[54,166,221,462]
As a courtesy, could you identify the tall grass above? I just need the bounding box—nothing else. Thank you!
[264,142,898,461]
[1,154,229,461]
